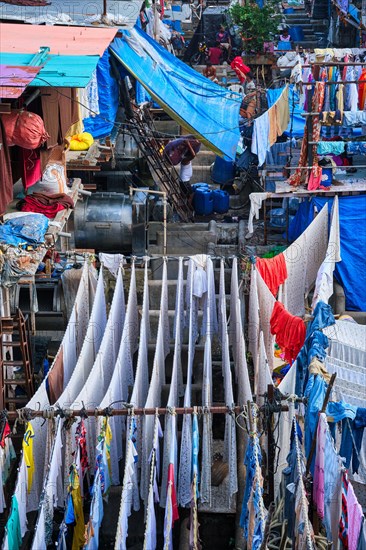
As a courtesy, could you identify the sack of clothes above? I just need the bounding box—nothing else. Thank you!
[1,110,50,149]
[69,132,94,151]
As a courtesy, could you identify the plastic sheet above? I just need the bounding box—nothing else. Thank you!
[288,196,366,311]
[83,50,119,139]
[0,213,49,247]
[110,27,241,160]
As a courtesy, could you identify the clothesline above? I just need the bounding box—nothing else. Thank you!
[3,402,294,421]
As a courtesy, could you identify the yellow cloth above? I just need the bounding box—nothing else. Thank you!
[104,418,112,478]
[70,465,85,550]
[268,105,277,147]
[69,132,94,151]
[23,422,35,493]
[309,357,331,383]
[276,86,290,136]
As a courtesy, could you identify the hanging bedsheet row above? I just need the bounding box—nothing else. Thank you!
[1,254,253,550]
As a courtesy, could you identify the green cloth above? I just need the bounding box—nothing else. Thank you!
[6,496,22,550]
[261,245,286,259]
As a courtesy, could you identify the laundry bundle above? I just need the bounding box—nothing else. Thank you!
[17,192,74,219]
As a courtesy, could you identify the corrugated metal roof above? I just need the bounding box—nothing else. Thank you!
[0,64,40,98]
[0,24,117,56]
[0,53,100,88]
[0,0,141,28]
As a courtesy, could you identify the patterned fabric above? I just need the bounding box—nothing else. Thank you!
[289,82,325,187]
[339,473,349,549]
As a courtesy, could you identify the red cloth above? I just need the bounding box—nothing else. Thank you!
[17,192,74,219]
[230,57,250,84]
[208,47,222,65]
[270,301,306,363]
[21,148,41,189]
[0,421,11,449]
[256,253,287,297]
[167,463,179,523]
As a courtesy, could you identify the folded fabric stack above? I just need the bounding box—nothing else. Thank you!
[17,192,74,219]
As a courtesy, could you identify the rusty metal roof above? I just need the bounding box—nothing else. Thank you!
[0,64,40,98]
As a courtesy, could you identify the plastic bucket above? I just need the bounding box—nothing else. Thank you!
[321,168,333,187]
[283,7,294,13]
[289,26,304,41]
[212,156,236,185]
[193,189,214,215]
[213,190,230,214]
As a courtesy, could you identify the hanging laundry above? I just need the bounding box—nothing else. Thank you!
[247,192,269,236]
[340,408,366,474]
[256,270,276,370]
[317,141,346,155]
[59,268,107,409]
[270,301,306,364]
[239,415,267,550]
[347,476,364,550]
[251,111,270,167]
[255,253,288,297]
[163,416,179,550]
[255,332,273,408]
[143,414,163,550]
[84,468,104,550]
[77,264,127,473]
[141,259,170,503]
[4,495,22,550]
[114,416,139,550]
[347,142,366,155]
[312,196,341,310]
[178,261,197,508]
[189,410,201,550]
[99,253,125,277]
[201,298,213,506]
[64,464,85,550]
[219,260,238,501]
[161,259,184,507]
[23,422,35,494]
[358,68,366,109]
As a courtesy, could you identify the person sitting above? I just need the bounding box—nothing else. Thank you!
[244,71,256,94]
[279,28,291,42]
[216,24,231,57]
[208,41,222,65]
[203,62,218,83]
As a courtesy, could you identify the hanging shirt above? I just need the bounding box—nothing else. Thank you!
[255,253,288,297]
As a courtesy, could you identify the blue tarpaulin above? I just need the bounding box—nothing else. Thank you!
[267,85,305,138]
[288,196,366,312]
[110,27,241,160]
[83,49,119,139]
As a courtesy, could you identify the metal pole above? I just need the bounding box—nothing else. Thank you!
[3,403,291,420]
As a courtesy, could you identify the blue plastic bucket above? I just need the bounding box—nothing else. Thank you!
[212,156,236,185]
[193,189,214,215]
[289,26,304,41]
[213,190,230,214]
[283,7,294,13]
[321,168,333,187]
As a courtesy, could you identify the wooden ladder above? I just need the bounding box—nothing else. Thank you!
[0,309,34,410]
